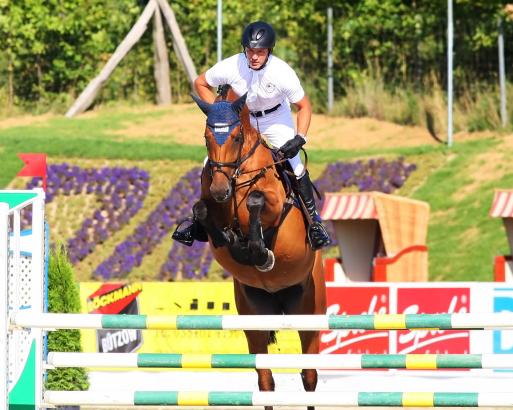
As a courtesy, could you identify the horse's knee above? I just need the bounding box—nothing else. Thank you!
[247,190,265,211]
[193,200,208,221]
[301,368,318,392]
[256,368,275,392]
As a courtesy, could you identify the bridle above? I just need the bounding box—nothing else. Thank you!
[204,114,287,231]
[205,119,261,185]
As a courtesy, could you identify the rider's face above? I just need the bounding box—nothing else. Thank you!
[245,48,270,70]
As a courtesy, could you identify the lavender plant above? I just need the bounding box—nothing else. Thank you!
[26,158,416,280]
[25,163,149,264]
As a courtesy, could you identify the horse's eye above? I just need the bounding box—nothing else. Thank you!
[205,138,210,148]
[233,134,242,144]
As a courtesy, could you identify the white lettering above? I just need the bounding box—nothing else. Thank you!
[321,298,388,351]
[398,295,469,353]
[100,330,138,353]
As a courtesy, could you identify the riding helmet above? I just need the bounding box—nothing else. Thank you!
[241,21,276,49]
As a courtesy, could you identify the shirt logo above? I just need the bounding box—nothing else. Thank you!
[264,82,276,93]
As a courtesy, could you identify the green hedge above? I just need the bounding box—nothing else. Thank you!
[45,244,89,391]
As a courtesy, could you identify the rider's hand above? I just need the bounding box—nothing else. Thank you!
[279,134,306,159]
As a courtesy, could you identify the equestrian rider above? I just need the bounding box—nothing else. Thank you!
[173,21,331,250]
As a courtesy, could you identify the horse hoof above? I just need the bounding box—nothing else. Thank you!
[255,249,275,272]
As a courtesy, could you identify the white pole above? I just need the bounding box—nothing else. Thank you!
[327,7,333,112]
[0,203,9,410]
[217,0,222,62]
[498,17,507,128]
[447,0,454,147]
[31,190,45,410]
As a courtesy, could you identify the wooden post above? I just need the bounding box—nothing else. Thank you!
[156,0,198,86]
[65,0,157,118]
[153,7,172,105]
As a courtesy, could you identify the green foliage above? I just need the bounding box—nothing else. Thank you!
[0,1,511,113]
[45,244,89,391]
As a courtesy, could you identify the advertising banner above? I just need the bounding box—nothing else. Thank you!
[86,283,143,353]
[321,282,513,358]
[80,282,301,354]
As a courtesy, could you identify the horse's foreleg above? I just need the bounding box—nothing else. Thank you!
[299,330,319,410]
[247,191,274,272]
[193,200,228,248]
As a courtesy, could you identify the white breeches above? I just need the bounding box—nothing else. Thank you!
[250,107,304,178]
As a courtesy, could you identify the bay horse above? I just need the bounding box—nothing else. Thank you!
[191,89,326,410]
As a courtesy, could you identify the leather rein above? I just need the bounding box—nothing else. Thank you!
[206,119,287,231]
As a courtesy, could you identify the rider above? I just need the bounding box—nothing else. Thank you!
[173,20,331,250]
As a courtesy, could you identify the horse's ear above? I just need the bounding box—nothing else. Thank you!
[191,93,211,116]
[231,93,247,115]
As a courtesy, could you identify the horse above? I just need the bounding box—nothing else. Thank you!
[190,89,326,410]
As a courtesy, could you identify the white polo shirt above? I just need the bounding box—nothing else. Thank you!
[205,53,305,154]
[205,53,305,112]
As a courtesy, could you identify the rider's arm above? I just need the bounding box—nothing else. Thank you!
[293,95,312,138]
[194,73,216,103]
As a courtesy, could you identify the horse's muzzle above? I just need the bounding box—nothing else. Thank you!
[210,184,232,203]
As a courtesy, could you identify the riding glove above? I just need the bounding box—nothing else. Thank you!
[279,134,306,159]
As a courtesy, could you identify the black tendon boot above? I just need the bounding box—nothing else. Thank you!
[172,217,208,246]
[295,171,331,250]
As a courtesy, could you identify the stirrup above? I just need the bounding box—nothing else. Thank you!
[307,221,331,250]
[172,218,208,246]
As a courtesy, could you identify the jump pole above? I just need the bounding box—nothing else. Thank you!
[42,390,513,407]
[45,352,513,370]
[13,311,513,330]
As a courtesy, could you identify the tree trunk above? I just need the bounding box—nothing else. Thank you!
[153,7,171,105]
[65,0,157,117]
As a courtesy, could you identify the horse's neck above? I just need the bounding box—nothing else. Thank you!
[240,107,272,167]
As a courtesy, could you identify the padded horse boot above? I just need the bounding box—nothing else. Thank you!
[295,171,332,250]
[172,217,208,246]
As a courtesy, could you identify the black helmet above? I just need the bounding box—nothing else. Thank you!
[241,21,276,49]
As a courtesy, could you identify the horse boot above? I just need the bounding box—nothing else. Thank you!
[295,171,332,250]
[172,217,208,246]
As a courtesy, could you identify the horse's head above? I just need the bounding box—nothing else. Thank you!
[192,93,248,203]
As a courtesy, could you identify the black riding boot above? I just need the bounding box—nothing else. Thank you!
[172,217,208,246]
[295,171,331,250]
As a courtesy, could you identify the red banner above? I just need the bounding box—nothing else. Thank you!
[396,287,470,354]
[321,286,390,354]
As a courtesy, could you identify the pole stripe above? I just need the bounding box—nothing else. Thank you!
[147,316,177,329]
[49,352,513,369]
[47,391,493,407]
[180,354,213,368]
[374,314,406,329]
[15,312,513,330]
[137,353,181,368]
[405,354,437,369]
[403,392,434,406]
[434,392,479,407]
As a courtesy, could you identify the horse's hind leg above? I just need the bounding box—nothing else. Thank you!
[299,330,319,410]
[247,191,274,271]
[245,330,275,410]
[233,279,277,410]
[299,252,326,410]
